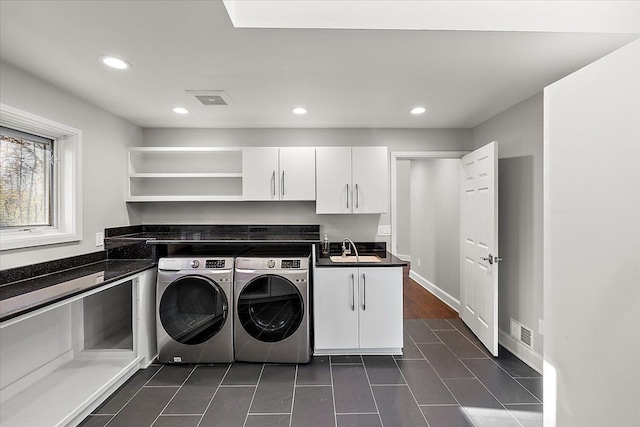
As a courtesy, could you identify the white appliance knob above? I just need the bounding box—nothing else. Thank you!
[267,259,276,268]
[191,260,200,268]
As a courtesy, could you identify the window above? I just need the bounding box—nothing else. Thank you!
[0,104,82,251]
[1,127,54,228]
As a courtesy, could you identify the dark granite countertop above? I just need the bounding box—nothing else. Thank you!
[123,232,321,244]
[0,259,155,322]
[105,224,321,245]
[315,242,407,268]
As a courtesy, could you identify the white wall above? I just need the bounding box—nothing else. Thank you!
[395,160,411,257]
[544,39,640,427]
[137,128,471,243]
[0,62,143,270]
[471,93,544,366]
[409,159,460,302]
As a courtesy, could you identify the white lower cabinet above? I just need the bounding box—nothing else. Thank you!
[313,266,403,355]
[0,269,157,427]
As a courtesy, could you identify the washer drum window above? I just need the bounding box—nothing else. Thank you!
[159,275,228,345]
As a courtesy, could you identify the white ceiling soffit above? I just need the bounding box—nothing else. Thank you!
[223,0,640,34]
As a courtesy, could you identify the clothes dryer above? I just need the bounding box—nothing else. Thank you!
[234,256,310,363]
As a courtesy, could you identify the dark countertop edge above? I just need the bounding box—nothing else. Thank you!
[145,239,321,244]
[0,260,156,323]
[315,251,408,268]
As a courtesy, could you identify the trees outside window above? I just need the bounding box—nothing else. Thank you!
[0,128,53,228]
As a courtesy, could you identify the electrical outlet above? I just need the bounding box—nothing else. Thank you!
[538,319,544,336]
[417,259,421,267]
[96,231,104,247]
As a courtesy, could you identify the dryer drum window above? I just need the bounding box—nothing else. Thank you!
[237,275,304,343]
[159,275,228,345]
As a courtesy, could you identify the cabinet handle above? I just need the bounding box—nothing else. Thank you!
[281,170,285,197]
[272,171,276,197]
[362,273,366,311]
[346,184,349,209]
[351,273,355,311]
[355,183,359,209]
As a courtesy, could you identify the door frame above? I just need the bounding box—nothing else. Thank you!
[390,150,469,259]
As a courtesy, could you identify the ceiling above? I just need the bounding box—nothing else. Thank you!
[0,1,637,129]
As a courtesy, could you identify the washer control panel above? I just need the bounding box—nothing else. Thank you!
[206,259,226,269]
[158,257,233,271]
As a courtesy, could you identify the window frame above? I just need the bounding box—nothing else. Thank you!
[0,103,82,251]
[1,126,55,229]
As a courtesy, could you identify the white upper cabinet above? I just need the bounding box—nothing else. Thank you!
[316,146,388,214]
[352,147,389,214]
[243,147,316,201]
[242,147,279,200]
[316,147,352,213]
[279,147,316,201]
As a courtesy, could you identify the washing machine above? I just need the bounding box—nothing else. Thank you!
[156,257,234,363]
[234,254,310,363]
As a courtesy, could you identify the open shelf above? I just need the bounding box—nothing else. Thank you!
[0,271,158,427]
[127,147,243,201]
[0,354,140,427]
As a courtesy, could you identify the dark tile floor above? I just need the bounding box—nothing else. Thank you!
[81,318,542,427]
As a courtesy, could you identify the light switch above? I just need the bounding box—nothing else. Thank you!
[377,225,392,236]
[96,231,104,247]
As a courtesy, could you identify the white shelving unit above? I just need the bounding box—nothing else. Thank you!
[126,147,243,201]
[0,269,157,427]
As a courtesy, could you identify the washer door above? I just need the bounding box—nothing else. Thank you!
[159,275,228,345]
[237,274,303,343]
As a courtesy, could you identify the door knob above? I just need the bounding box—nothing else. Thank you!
[480,254,503,265]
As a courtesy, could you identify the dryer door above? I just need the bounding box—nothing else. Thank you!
[159,275,228,345]
[237,274,303,342]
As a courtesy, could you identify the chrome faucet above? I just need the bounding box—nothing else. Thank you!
[341,238,359,260]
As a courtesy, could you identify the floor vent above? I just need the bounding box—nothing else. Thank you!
[186,90,234,106]
[510,318,533,348]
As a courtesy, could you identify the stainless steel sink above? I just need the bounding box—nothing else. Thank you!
[329,255,382,263]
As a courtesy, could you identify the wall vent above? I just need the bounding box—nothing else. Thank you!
[186,90,234,106]
[510,318,533,348]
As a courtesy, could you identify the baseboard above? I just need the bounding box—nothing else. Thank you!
[498,329,543,374]
[408,270,460,312]
[396,254,411,262]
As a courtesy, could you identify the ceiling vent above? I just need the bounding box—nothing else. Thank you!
[186,90,234,106]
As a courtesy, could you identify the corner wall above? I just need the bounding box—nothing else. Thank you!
[0,62,143,269]
[544,39,640,427]
[471,92,544,368]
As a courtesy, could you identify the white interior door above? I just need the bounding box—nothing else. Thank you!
[460,141,499,356]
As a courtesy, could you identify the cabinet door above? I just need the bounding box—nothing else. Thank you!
[352,147,388,214]
[279,147,316,201]
[313,267,359,350]
[316,147,352,213]
[242,147,279,200]
[358,267,403,349]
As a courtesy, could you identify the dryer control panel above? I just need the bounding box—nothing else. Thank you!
[281,259,301,269]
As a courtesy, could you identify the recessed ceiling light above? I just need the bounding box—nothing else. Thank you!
[410,106,426,115]
[292,107,308,115]
[172,107,189,114]
[99,56,131,70]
